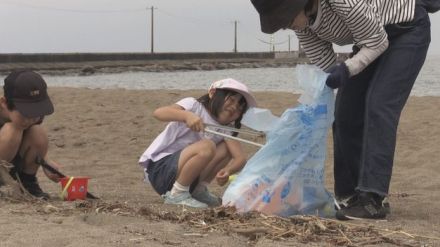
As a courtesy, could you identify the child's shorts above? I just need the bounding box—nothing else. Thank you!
[147,150,199,196]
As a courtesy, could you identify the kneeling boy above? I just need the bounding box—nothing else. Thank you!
[0,70,59,199]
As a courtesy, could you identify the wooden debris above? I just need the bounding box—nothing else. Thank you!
[0,160,35,201]
[0,181,436,246]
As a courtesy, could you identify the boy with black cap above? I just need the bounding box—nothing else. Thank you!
[0,70,60,199]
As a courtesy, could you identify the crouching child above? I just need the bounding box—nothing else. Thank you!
[139,79,257,208]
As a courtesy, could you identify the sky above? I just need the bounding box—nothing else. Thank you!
[0,0,439,55]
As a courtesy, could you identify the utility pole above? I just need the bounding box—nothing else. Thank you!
[270,35,274,52]
[298,40,305,57]
[233,20,238,53]
[148,6,156,53]
[288,35,291,52]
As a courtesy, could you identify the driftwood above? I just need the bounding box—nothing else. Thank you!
[0,167,438,246]
[63,202,437,246]
[0,160,34,201]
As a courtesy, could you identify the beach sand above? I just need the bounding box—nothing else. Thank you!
[0,87,439,246]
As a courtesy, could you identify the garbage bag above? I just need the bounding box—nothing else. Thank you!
[242,107,280,133]
[222,65,336,217]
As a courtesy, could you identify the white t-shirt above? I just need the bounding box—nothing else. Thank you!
[139,97,231,170]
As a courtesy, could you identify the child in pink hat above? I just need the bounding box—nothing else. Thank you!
[139,78,257,208]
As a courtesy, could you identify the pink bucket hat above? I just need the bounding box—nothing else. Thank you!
[209,78,257,107]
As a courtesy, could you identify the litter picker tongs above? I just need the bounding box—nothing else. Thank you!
[204,123,265,148]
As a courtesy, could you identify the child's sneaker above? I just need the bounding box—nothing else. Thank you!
[10,169,50,200]
[162,191,208,208]
[192,187,221,207]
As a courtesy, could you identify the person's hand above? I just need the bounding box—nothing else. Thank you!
[42,159,63,182]
[185,112,204,132]
[215,168,231,186]
[349,45,360,58]
[325,63,350,89]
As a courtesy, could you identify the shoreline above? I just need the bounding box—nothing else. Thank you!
[46,87,440,99]
[0,57,309,76]
[1,53,438,77]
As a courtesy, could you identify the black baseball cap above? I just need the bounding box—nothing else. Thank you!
[3,70,54,118]
[251,0,308,34]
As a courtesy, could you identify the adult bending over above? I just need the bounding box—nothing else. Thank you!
[251,0,438,220]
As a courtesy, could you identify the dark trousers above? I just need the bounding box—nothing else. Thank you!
[418,0,440,13]
[333,3,431,198]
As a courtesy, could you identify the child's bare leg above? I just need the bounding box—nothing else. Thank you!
[164,139,215,208]
[0,123,24,162]
[0,124,49,198]
[189,142,229,207]
[199,142,230,183]
[18,125,49,175]
[176,139,216,186]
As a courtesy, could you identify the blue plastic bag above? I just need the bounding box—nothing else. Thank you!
[222,65,336,217]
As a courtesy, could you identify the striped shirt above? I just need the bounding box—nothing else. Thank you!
[295,0,416,74]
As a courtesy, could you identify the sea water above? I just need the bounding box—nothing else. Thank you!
[44,55,440,96]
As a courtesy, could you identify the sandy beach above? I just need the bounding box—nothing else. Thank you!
[0,87,439,246]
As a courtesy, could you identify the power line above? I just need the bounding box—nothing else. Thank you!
[257,38,289,45]
[2,0,235,27]
[1,1,237,27]
[258,36,289,52]
[0,0,144,13]
[0,1,277,52]
[155,8,230,26]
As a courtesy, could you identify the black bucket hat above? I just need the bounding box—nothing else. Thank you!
[251,0,308,34]
[3,70,54,118]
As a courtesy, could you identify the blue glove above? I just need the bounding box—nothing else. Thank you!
[325,63,350,89]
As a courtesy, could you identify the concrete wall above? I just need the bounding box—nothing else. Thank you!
[274,51,300,59]
[0,52,275,63]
